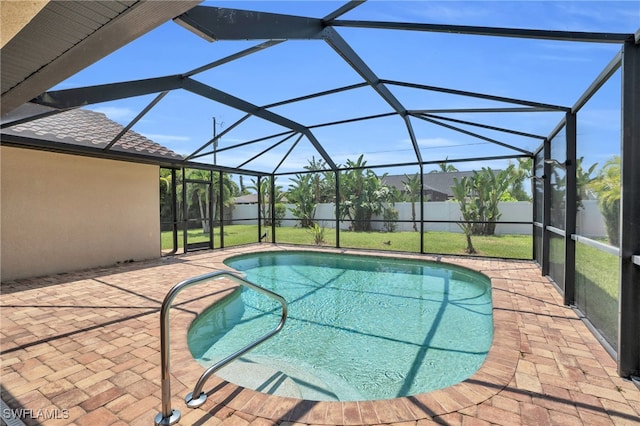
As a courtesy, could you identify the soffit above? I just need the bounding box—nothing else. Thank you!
[1,0,201,116]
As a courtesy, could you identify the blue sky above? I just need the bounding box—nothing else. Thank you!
[54,1,639,177]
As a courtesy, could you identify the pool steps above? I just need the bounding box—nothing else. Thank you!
[155,271,288,426]
[217,355,366,401]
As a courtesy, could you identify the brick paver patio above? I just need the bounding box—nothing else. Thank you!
[1,245,639,425]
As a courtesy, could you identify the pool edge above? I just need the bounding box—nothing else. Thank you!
[169,246,521,424]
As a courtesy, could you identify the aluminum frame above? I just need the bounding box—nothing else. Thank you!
[4,1,639,381]
[618,40,640,378]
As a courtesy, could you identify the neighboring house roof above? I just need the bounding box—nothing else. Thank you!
[383,171,496,198]
[1,105,183,162]
[234,194,258,204]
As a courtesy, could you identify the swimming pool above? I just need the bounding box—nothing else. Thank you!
[188,251,493,401]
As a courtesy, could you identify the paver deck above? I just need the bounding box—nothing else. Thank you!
[1,244,639,425]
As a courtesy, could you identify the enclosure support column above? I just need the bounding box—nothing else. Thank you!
[564,112,577,305]
[542,139,551,276]
[209,171,214,250]
[182,167,188,252]
[218,171,224,249]
[335,171,341,248]
[257,176,262,242]
[419,165,425,254]
[618,39,640,378]
[171,168,178,254]
[270,175,276,243]
[532,157,536,261]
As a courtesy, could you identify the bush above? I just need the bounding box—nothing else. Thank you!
[383,207,398,232]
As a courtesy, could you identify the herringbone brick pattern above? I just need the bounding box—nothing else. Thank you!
[1,245,638,425]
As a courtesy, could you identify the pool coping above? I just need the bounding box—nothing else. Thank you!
[166,246,521,425]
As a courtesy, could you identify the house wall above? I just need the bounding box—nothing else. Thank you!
[1,146,160,281]
[1,0,48,47]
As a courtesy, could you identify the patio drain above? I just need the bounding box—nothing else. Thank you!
[0,398,26,426]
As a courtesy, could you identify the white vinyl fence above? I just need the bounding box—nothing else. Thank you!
[230,200,608,238]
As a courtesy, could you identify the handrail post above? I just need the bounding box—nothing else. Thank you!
[154,279,191,425]
[185,278,287,408]
[154,271,287,425]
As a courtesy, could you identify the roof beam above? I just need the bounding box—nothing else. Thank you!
[384,79,571,111]
[263,82,369,109]
[572,50,622,113]
[182,77,337,169]
[309,112,397,129]
[1,0,201,115]
[408,107,557,114]
[174,6,324,41]
[183,40,285,77]
[237,132,298,169]
[273,134,305,174]
[329,20,634,43]
[192,130,295,160]
[413,113,533,155]
[323,28,405,113]
[0,105,74,129]
[186,114,252,160]
[323,27,422,163]
[420,113,547,140]
[322,1,366,24]
[104,91,169,151]
[31,75,183,109]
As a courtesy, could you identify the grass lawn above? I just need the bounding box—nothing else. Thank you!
[162,225,533,259]
[547,236,619,348]
[574,242,619,347]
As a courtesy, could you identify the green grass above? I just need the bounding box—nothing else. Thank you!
[576,243,618,299]
[162,225,533,259]
[575,242,619,347]
[547,235,619,348]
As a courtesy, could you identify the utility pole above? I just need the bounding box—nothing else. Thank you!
[213,117,217,165]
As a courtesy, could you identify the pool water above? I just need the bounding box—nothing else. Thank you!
[188,251,493,401]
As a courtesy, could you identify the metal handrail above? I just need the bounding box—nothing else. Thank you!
[154,270,287,426]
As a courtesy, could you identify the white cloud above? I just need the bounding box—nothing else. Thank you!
[142,133,191,143]
[415,137,459,147]
[92,106,137,122]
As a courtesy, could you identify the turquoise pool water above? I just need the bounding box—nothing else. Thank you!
[188,251,493,401]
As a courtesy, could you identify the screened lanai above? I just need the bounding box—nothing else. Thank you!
[1,0,639,385]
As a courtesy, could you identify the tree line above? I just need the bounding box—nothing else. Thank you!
[160,154,621,251]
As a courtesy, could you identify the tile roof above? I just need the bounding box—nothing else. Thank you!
[383,171,482,198]
[1,106,183,161]
[234,193,259,204]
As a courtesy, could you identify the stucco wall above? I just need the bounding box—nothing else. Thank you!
[1,146,160,281]
[1,0,48,47]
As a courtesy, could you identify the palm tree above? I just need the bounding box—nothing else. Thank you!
[184,169,212,232]
[429,157,458,173]
[452,176,477,254]
[249,176,284,227]
[338,155,393,231]
[173,169,238,233]
[211,172,239,223]
[288,172,317,228]
[575,157,598,211]
[590,156,620,246]
[506,158,532,201]
[401,173,421,231]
